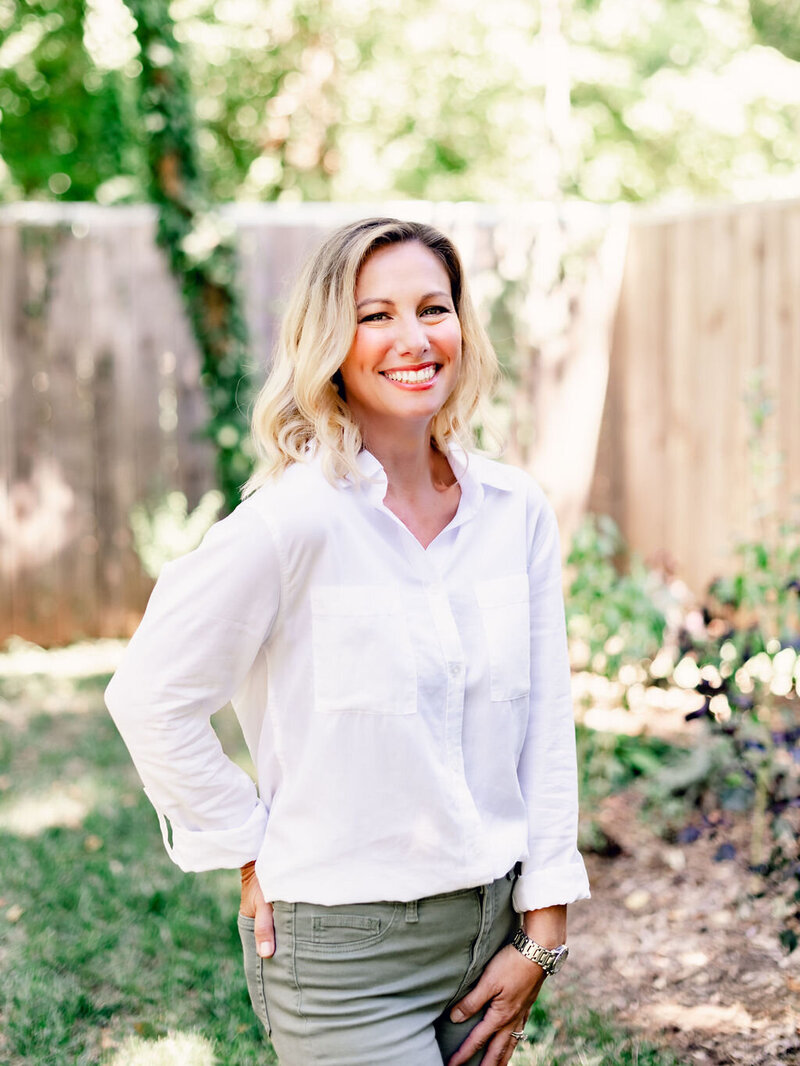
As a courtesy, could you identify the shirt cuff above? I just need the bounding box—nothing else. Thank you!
[144,789,268,873]
[512,860,591,912]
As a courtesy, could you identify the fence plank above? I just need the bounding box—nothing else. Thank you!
[619,221,668,568]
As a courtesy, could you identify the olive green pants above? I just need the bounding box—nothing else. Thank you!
[238,870,520,1066]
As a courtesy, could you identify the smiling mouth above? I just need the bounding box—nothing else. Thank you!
[381,364,440,385]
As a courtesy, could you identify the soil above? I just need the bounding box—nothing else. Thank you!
[565,791,800,1065]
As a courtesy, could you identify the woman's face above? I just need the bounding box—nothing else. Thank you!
[339,240,462,439]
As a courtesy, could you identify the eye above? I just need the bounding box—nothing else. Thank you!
[420,305,451,317]
[358,311,390,323]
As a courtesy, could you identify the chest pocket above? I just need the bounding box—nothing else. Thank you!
[311,585,417,715]
[475,574,531,702]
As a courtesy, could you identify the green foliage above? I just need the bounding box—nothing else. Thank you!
[129,489,224,579]
[169,0,800,204]
[566,514,669,678]
[0,0,143,200]
[567,506,800,950]
[124,0,254,511]
[750,0,800,61]
[671,527,800,942]
[708,527,800,643]
[577,724,688,805]
[3,0,800,206]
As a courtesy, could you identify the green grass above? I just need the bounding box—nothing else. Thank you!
[0,658,688,1066]
[517,996,689,1066]
[0,670,274,1066]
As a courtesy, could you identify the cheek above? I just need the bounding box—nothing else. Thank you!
[348,330,382,365]
[443,321,462,357]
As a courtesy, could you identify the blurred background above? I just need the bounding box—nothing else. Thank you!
[1,1,799,1065]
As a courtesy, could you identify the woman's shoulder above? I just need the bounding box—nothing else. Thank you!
[465,451,549,506]
[244,458,333,502]
[241,459,343,541]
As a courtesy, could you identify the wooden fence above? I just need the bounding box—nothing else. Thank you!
[589,199,800,591]
[1,199,798,644]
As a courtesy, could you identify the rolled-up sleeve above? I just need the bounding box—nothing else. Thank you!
[513,497,591,913]
[105,500,281,872]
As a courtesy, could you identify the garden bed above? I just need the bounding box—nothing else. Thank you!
[567,789,800,1066]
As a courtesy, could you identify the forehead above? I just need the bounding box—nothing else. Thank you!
[355,240,451,296]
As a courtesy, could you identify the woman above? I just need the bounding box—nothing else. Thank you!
[106,217,590,1066]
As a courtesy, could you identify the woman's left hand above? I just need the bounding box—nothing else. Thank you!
[446,945,546,1066]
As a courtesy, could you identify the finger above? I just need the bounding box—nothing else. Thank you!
[498,1037,519,1066]
[449,973,497,1023]
[448,1007,528,1066]
[479,1027,525,1066]
[254,899,275,958]
[446,1009,505,1066]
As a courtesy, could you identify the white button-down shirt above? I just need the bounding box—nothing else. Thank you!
[105,448,590,912]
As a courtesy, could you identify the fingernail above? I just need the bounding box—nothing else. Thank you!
[257,942,273,957]
[450,1008,465,1023]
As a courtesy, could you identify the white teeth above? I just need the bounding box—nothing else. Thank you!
[383,365,437,384]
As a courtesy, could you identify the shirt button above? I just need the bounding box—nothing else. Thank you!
[449,663,463,677]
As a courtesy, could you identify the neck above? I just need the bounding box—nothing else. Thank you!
[360,421,448,495]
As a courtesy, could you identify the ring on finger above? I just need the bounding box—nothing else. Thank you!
[510,1030,526,1041]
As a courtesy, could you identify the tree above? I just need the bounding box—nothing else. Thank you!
[3,0,799,207]
[0,0,142,200]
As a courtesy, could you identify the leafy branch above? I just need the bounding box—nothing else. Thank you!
[123,0,253,511]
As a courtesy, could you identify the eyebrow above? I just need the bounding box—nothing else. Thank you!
[356,290,452,310]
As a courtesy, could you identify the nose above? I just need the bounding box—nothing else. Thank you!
[393,313,430,358]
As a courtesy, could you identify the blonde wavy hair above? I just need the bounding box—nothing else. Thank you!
[242,217,502,494]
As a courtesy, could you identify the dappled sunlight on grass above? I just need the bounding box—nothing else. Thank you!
[641,1002,761,1034]
[0,637,126,726]
[0,637,127,679]
[109,1031,217,1066]
[0,777,102,836]
[512,997,686,1066]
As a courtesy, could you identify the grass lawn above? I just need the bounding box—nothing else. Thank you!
[0,642,688,1065]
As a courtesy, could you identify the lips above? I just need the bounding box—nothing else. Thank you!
[381,363,440,385]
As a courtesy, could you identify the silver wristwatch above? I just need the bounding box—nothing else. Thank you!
[512,929,569,976]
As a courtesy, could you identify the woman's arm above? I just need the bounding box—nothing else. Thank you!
[105,500,281,873]
[512,495,590,913]
[448,492,588,1066]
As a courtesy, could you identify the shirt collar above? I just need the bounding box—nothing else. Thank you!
[342,442,514,523]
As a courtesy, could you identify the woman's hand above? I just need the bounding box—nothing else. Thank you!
[446,947,546,1066]
[447,903,567,1066]
[240,860,276,958]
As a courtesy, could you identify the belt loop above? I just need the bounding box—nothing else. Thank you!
[405,900,419,923]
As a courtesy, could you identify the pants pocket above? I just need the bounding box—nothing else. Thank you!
[237,913,271,1035]
[292,901,400,955]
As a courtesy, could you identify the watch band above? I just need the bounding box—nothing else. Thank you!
[511,928,569,976]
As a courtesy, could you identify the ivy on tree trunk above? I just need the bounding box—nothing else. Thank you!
[124,0,254,512]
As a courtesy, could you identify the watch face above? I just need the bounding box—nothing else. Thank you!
[550,945,569,973]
